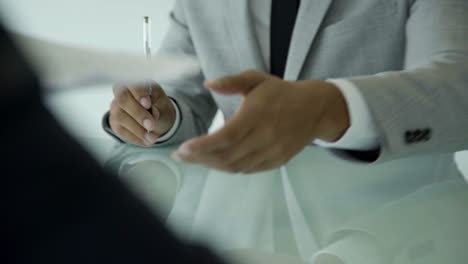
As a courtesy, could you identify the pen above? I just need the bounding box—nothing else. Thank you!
[143,16,152,95]
[143,16,152,60]
[143,16,152,133]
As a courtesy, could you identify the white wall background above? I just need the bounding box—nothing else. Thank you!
[1,0,467,176]
[0,0,175,52]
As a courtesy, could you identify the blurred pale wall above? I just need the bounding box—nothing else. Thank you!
[0,0,174,52]
[1,0,467,176]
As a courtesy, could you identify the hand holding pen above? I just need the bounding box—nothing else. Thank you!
[108,16,177,147]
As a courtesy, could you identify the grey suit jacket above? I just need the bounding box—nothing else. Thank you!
[148,0,468,163]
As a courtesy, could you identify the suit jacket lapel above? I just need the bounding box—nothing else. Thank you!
[224,0,267,73]
[284,0,333,80]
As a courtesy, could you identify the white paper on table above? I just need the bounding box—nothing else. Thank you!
[43,53,201,91]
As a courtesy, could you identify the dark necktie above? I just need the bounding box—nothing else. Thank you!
[270,0,301,78]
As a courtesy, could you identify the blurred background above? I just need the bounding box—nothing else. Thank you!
[0,0,466,175]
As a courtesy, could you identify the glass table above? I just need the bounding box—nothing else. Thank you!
[47,86,468,264]
[81,138,468,264]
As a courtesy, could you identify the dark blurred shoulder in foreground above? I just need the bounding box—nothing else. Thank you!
[1,24,224,264]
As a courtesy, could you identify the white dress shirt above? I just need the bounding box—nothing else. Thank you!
[158,0,379,151]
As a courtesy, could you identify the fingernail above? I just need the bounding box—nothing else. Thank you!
[144,132,158,143]
[143,119,153,131]
[140,97,151,109]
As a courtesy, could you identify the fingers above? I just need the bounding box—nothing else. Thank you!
[194,130,275,173]
[151,90,177,135]
[204,70,269,95]
[109,100,159,146]
[221,129,268,163]
[173,122,291,173]
[241,144,294,174]
[198,147,266,174]
[110,82,178,147]
[226,145,285,174]
[179,128,239,155]
[127,84,153,110]
[227,149,269,174]
[149,83,168,104]
[112,125,148,147]
[178,100,259,155]
[179,115,252,157]
[113,84,155,132]
[175,143,276,174]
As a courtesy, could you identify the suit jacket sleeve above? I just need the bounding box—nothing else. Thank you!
[332,0,468,163]
[155,0,220,146]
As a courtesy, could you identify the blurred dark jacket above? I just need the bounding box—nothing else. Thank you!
[1,24,224,264]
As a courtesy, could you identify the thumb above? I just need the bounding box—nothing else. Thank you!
[204,70,268,95]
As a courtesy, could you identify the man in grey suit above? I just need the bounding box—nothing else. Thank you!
[12,0,468,262]
[105,0,468,174]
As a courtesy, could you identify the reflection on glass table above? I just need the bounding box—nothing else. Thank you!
[95,138,468,264]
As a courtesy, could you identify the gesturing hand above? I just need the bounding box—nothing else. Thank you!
[172,70,350,174]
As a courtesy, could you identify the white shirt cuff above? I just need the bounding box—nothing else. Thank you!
[313,79,379,151]
[156,98,181,143]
